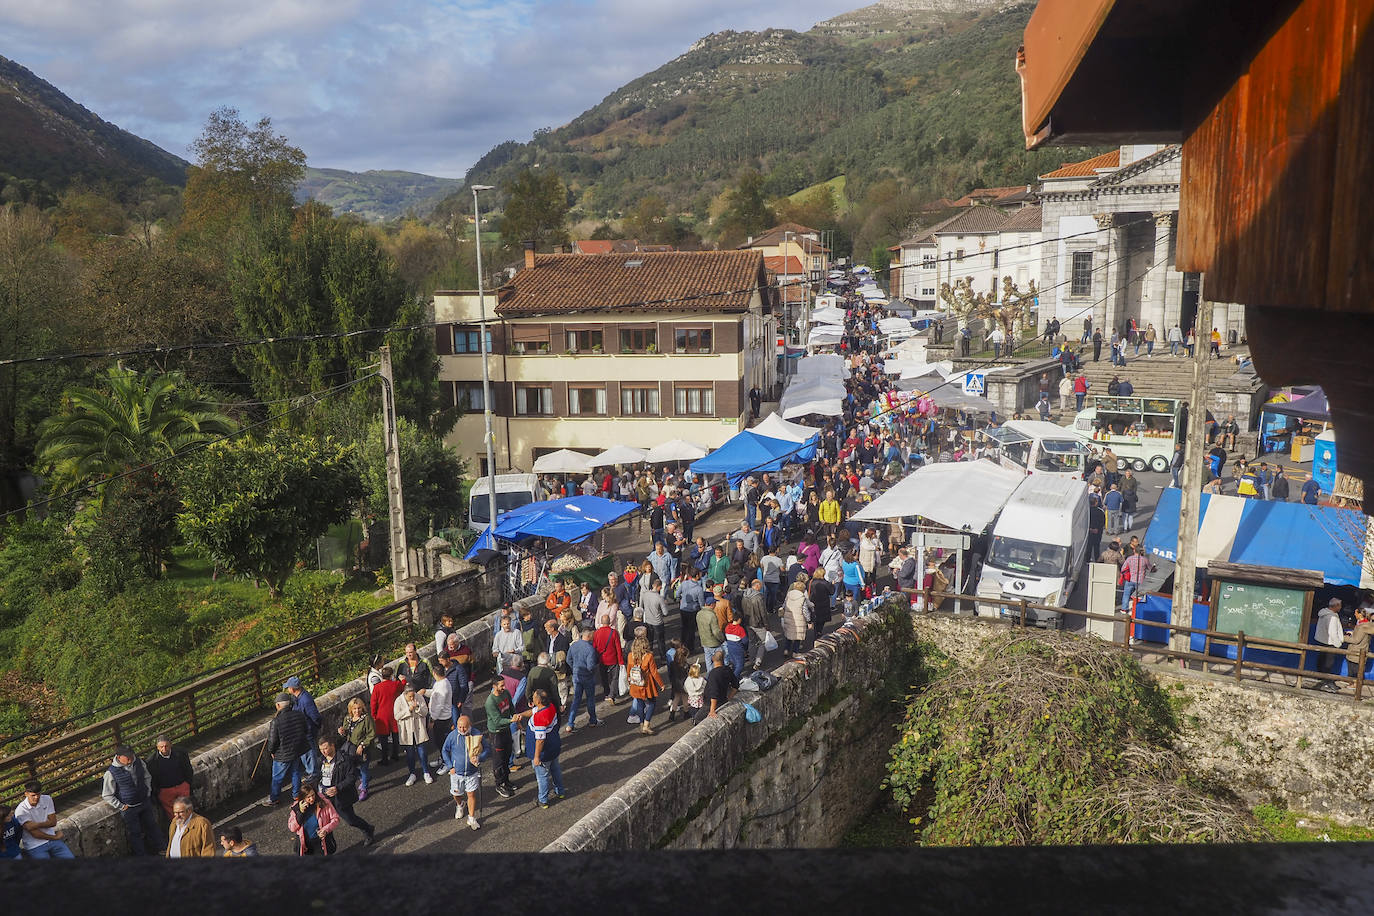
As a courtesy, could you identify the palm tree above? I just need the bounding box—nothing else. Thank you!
[36,367,237,498]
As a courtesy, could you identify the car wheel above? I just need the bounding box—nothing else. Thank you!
[1132,458,1147,472]
[1150,455,1169,473]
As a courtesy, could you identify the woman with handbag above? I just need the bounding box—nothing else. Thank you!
[625,627,664,735]
[337,696,376,800]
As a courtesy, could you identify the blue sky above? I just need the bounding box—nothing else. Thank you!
[1,0,856,177]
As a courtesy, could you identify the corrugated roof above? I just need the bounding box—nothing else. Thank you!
[496,250,766,317]
[1000,205,1044,231]
[1040,149,1121,179]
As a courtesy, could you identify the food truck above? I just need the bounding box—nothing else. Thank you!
[1071,396,1182,472]
[981,420,1094,477]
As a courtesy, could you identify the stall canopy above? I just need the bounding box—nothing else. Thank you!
[532,448,593,474]
[809,306,847,325]
[1144,489,1363,586]
[806,327,844,348]
[689,430,813,486]
[588,445,647,467]
[1262,387,1330,422]
[851,462,1024,532]
[465,495,639,559]
[926,386,995,413]
[794,353,847,381]
[753,414,821,445]
[645,438,709,463]
[779,375,846,419]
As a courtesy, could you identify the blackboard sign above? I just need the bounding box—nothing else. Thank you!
[1214,581,1306,644]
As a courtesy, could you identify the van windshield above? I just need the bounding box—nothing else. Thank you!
[1036,439,1088,473]
[470,490,535,525]
[989,536,1069,577]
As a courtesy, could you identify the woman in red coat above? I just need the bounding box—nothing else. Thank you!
[369,666,403,764]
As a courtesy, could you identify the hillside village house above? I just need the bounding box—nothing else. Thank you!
[888,204,1043,308]
[434,248,776,474]
[739,222,831,279]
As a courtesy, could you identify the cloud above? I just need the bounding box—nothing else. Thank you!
[0,0,853,177]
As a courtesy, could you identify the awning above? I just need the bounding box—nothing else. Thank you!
[794,353,847,381]
[1144,488,1364,586]
[779,376,846,419]
[464,495,639,559]
[851,462,1025,533]
[689,430,814,487]
[588,445,647,467]
[1262,388,1330,422]
[753,414,821,445]
[927,387,995,413]
[532,449,594,474]
[806,327,844,348]
[645,438,708,463]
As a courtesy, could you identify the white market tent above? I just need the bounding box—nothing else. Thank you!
[532,448,593,474]
[645,438,709,463]
[753,413,821,444]
[878,316,915,334]
[806,327,844,348]
[588,444,648,467]
[810,306,847,325]
[779,375,846,418]
[795,353,848,381]
[850,462,1024,532]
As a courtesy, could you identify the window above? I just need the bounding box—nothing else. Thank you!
[515,385,553,416]
[566,329,603,352]
[621,385,660,416]
[675,327,712,353]
[510,325,550,354]
[992,250,999,269]
[568,386,607,416]
[619,328,657,353]
[955,249,966,262]
[449,381,485,412]
[451,327,492,353]
[921,287,936,297]
[674,386,714,415]
[921,255,936,268]
[1070,251,1094,296]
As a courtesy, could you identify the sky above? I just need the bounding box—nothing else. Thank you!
[0,0,858,178]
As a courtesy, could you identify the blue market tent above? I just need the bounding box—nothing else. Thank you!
[464,495,638,559]
[1144,488,1362,586]
[689,430,815,487]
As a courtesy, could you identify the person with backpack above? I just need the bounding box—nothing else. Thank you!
[442,715,488,830]
[625,627,664,735]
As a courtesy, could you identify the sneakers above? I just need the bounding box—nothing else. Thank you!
[554,790,566,800]
[538,801,550,809]
[404,774,417,787]
[455,804,465,819]
[467,815,481,831]
[589,719,604,727]
[356,788,368,801]
[436,765,449,776]
[626,715,641,724]
[562,726,574,736]
[260,797,281,808]
[496,784,515,799]
[423,773,435,785]
[362,831,375,846]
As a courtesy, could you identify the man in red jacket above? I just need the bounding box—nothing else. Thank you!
[369,667,404,765]
[592,618,624,706]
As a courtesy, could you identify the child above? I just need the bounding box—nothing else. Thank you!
[724,611,749,679]
[684,662,706,721]
[666,639,690,723]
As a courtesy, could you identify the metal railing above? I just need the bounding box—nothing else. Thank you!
[0,594,425,804]
[914,588,1369,702]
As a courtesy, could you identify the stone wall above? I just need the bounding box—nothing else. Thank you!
[546,614,901,852]
[60,568,501,857]
[913,613,1374,825]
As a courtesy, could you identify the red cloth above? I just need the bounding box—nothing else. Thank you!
[369,679,403,735]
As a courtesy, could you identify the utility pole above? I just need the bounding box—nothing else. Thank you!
[378,345,410,600]
[1170,296,1215,655]
[472,185,498,531]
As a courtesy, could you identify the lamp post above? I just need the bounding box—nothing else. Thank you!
[472,184,498,531]
[782,230,794,379]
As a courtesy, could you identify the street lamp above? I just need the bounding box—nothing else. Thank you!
[472,184,498,531]
[782,230,794,379]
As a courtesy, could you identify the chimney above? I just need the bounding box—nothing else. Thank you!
[552,245,564,255]
[523,241,536,270]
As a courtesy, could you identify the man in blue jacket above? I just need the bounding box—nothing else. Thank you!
[564,625,601,732]
[283,676,321,777]
[677,568,705,653]
[441,715,487,830]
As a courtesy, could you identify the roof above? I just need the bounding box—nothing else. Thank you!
[1000,205,1044,232]
[899,212,967,247]
[738,222,828,250]
[932,206,1011,235]
[764,255,806,275]
[495,250,767,317]
[572,239,639,255]
[1040,149,1120,179]
[950,186,1029,207]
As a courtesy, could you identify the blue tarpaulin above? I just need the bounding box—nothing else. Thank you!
[688,430,816,487]
[464,495,638,559]
[1144,488,1363,586]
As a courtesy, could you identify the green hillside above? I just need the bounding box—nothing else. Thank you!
[295,167,461,222]
[0,55,187,206]
[436,3,1094,231]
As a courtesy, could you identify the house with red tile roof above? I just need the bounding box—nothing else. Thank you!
[738,222,830,277]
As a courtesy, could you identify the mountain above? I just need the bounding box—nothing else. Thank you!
[437,1,1085,233]
[0,55,187,204]
[295,167,462,222]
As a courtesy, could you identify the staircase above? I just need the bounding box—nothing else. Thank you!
[1072,345,1252,402]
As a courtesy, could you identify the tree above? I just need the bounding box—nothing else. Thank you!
[35,367,236,499]
[716,170,775,248]
[499,169,570,254]
[358,417,466,544]
[176,429,361,596]
[182,107,306,238]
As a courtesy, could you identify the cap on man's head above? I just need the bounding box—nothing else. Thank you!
[275,692,293,705]
[282,676,302,689]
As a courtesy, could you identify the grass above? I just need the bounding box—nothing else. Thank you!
[1253,805,1374,842]
[787,174,850,210]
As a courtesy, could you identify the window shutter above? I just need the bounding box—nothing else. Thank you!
[435,324,453,356]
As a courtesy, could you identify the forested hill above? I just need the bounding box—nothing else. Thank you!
[0,55,187,205]
[294,168,461,222]
[437,2,1078,223]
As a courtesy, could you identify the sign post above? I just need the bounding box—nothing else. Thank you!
[913,531,973,614]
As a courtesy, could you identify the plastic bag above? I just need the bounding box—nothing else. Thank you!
[763,631,779,652]
[742,703,762,723]
[617,664,628,696]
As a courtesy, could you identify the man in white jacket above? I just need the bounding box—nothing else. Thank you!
[1314,598,1345,690]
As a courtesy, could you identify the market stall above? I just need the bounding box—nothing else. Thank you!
[1070,395,1181,472]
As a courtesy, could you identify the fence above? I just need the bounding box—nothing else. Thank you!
[0,593,426,804]
[915,588,1369,702]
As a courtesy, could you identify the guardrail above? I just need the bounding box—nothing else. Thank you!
[913,588,1369,702]
[0,594,425,804]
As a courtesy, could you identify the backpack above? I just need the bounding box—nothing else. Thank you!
[627,655,647,688]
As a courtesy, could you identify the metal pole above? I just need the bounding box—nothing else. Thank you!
[472,185,498,531]
[1170,296,1215,655]
[379,345,410,599]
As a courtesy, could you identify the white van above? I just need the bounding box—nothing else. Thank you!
[982,419,1093,477]
[467,473,538,530]
[975,474,1090,626]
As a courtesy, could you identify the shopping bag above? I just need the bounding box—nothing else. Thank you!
[617,664,628,695]
[763,631,779,653]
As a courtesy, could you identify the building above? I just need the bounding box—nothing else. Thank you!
[434,248,776,474]
[1036,144,1245,341]
[739,222,831,279]
[888,205,1037,307]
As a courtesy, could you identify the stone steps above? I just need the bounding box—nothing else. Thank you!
[1072,348,1248,401]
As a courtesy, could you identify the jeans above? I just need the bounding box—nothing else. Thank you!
[764,581,781,613]
[748,626,769,668]
[1170,341,1179,355]
[356,754,371,794]
[630,696,657,723]
[1146,341,1154,355]
[1120,580,1138,611]
[403,744,432,778]
[1170,467,1181,488]
[745,504,757,530]
[270,757,305,803]
[648,622,666,658]
[534,757,565,804]
[1075,393,1085,411]
[25,839,75,859]
[567,676,600,728]
[119,802,162,855]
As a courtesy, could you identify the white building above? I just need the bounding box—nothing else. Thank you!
[889,205,1041,308]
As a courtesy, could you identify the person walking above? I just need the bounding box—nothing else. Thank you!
[164,796,216,858]
[262,693,311,807]
[427,662,454,774]
[337,696,376,800]
[625,627,664,735]
[1073,374,1089,412]
[317,736,375,845]
[697,595,725,668]
[441,715,487,830]
[640,576,667,657]
[1167,323,1183,356]
[782,579,812,658]
[217,826,259,857]
[1314,598,1345,689]
[146,734,194,822]
[1144,323,1157,356]
[287,784,339,856]
[1119,548,1153,611]
[282,676,322,779]
[1092,328,1103,362]
[1169,444,1184,488]
[564,624,601,732]
[741,579,770,670]
[393,685,434,786]
[102,745,162,855]
[1058,373,1073,413]
[593,614,625,705]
